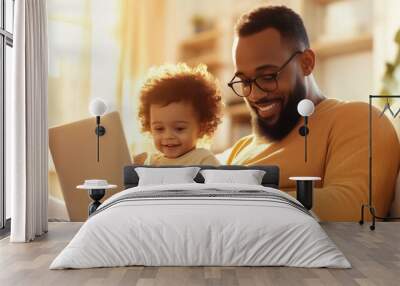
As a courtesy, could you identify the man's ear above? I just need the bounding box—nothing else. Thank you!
[300,49,315,76]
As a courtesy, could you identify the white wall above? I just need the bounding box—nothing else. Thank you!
[321,51,373,102]
[90,0,120,112]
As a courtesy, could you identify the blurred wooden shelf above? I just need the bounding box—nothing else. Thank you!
[180,28,221,49]
[179,28,224,76]
[313,33,373,58]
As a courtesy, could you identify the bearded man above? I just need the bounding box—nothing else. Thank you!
[226,6,400,221]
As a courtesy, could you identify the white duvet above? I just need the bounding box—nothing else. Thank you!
[50,183,351,269]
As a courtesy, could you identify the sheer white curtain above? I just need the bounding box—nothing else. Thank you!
[8,0,48,242]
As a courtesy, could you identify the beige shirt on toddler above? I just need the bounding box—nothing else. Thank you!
[143,148,220,166]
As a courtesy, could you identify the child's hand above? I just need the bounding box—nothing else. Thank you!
[133,152,148,165]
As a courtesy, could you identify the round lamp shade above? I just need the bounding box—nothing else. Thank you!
[297,99,315,117]
[89,98,107,116]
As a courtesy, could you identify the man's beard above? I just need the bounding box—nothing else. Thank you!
[251,78,306,141]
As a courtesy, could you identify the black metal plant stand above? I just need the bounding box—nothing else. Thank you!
[359,95,400,230]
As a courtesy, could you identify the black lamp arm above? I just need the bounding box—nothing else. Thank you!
[298,116,309,162]
[94,116,106,162]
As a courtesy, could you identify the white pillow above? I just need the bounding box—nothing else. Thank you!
[200,169,266,185]
[135,167,200,186]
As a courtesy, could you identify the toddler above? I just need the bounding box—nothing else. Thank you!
[136,63,222,166]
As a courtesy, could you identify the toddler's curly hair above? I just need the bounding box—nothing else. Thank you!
[138,63,222,137]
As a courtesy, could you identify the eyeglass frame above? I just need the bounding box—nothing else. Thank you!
[227,50,303,97]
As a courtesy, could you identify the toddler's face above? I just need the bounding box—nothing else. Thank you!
[150,102,200,158]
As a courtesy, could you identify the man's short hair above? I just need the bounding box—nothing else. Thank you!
[235,6,310,51]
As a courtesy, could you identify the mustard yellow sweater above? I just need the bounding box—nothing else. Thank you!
[226,99,400,221]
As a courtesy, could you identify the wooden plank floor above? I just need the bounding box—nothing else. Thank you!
[0,222,399,286]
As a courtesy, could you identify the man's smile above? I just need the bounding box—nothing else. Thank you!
[251,98,282,119]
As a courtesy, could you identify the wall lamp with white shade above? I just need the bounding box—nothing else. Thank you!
[297,99,315,162]
[89,98,107,162]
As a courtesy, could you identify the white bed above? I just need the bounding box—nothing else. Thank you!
[50,182,351,269]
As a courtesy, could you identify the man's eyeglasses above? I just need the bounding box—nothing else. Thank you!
[227,51,303,97]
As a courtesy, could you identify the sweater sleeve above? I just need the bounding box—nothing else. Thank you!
[199,154,221,166]
[311,102,400,221]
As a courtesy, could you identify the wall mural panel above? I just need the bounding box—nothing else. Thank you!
[47,0,400,224]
